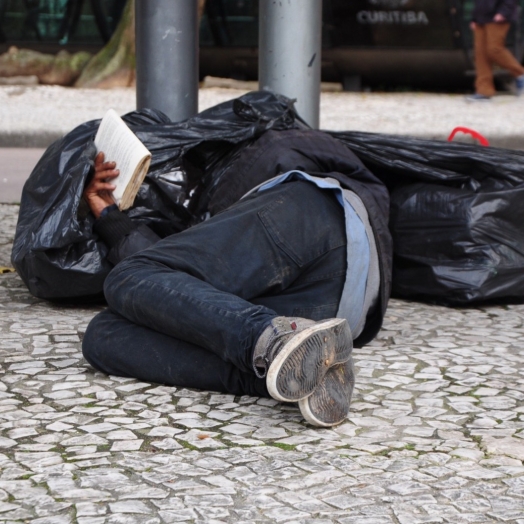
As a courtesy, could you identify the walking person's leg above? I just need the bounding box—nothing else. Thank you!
[485,22,524,78]
[474,24,496,97]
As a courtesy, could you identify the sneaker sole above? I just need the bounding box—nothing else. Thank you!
[298,357,355,427]
[266,318,352,402]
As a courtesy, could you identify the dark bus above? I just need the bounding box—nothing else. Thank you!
[0,0,523,90]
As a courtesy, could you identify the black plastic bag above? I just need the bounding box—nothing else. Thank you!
[332,131,524,305]
[11,91,304,301]
[13,90,524,306]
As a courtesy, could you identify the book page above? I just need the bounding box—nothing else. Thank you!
[94,109,151,208]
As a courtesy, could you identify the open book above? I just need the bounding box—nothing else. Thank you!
[94,109,152,211]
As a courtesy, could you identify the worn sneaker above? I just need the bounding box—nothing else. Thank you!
[298,357,355,427]
[254,317,353,403]
[465,93,492,102]
[516,74,524,96]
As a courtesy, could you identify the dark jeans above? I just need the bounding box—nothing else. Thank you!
[82,181,347,397]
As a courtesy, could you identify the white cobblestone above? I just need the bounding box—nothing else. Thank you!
[2,198,524,522]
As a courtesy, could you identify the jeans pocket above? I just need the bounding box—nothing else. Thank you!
[257,190,344,267]
[258,203,304,266]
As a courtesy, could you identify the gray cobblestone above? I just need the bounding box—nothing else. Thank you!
[1,201,524,522]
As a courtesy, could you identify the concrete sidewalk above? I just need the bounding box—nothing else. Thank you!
[0,85,523,149]
[0,148,44,203]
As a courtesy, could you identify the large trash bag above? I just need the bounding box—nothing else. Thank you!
[331,131,524,305]
[11,91,305,301]
[13,89,524,306]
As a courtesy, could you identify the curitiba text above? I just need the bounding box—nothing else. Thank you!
[357,11,430,25]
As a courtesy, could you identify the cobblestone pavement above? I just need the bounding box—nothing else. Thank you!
[1,202,524,523]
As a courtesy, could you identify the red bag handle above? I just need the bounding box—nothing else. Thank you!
[447,127,490,146]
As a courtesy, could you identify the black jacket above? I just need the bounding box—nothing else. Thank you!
[208,129,392,348]
[472,0,519,24]
[96,129,393,348]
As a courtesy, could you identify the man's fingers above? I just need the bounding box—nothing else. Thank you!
[94,168,120,180]
[95,153,117,173]
[95,151,105,165]
[87,181,117,194]
[84,175,117,193]
[95,161,117,172]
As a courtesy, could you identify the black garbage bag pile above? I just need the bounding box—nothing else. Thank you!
[331,131,524,305]
[11,91,305,301]
[11,90,524,306]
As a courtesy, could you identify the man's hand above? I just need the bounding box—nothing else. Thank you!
[494,13,506,22]
[83,152,120,219]
[470,21,476,30]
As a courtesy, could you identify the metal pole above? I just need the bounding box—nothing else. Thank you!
[135,0,199,122]
[259,0,322,129]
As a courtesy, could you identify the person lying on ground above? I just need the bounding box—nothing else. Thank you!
[81,129,392,427]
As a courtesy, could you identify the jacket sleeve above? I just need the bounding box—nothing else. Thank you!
[93,207,161,266]
[496,0,518,20]
[472,0,517,23]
